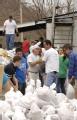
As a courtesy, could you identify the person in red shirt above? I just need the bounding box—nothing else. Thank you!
[22,37,30,58]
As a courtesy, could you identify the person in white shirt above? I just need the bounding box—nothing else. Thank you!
[43,40,59,87]
[27,44,42,88]
[3,16,18,50]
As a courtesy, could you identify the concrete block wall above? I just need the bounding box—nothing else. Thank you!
[54,26,72,48]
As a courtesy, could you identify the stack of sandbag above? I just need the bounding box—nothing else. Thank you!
[35,86,58,108]
[2,81,77,120]
[27,103,43,120]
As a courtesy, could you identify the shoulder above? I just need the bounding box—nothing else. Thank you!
[12,20,16,24]
[4,19,9,24]
[21,57,26,62]
[27,53,33,60]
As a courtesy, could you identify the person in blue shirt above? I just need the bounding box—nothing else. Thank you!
[15,47,28,95]
[63,44,77,98]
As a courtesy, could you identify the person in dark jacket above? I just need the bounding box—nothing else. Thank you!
[4,56,21,91]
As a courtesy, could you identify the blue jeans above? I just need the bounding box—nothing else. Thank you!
[6,34,15,50]
[56,78,66,94]
[46,72,58,87]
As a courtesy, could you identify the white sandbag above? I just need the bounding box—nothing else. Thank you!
[15,90,23,98]
[70,99,77,110]
[45,115,51,120]
[29,79,35,86]
[74,111,77,120]
[36,79,41,88]
[50,114,60,120]
[50,83,56,90]
[36,86,58,107]
[59,100,75,111]
[36,86,51,101]
[42,105,52,112]
[66,83,75,99]
[5,88,16,100]
[58,105,74,120]
[28,103,43,120]
[35,97,51,108]
[12,109,26,120]
[4,110,14,118]
[18,95,33,110]
[26,84,34,94]
[5,88,23,101]
[44,106,56,118]
[0,101,11,113]
[2,113,10,120]
[45,115,60,120]
[56,93,68,105]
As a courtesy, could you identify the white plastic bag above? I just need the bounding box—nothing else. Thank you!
[2,114,10,120]
[0,101,11,113]
[36,86,58,107]
[45,115,60,120]
[28,103,43,120]
[58,104,74,120]
[74,111,77,120]
[66,83,75,99]
[56,93,68,105]
[44,106,56,118]
[12,109,26,120]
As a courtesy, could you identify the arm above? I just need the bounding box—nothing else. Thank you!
[29,59,42,67]
[68,54,75,80]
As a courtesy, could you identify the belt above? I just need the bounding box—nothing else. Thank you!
[52,71,57,74]
[28,71,39,74]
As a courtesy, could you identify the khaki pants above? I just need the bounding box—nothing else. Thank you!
[29,72,39,88]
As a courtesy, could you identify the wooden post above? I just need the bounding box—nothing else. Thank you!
[0,65,4,94]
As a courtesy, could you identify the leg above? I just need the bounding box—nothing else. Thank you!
[9,34,15,50]
[46,72,55,87]
[39,72,44,87]
[56,78,61,93]
[5,80,11,92]
[18,83,26,95]
[6,34,10,50]
[60,78,66,94]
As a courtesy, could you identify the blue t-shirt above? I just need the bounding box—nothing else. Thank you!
[15,57,28,83]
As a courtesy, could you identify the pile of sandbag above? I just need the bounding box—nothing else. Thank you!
[0,79,77,120]
[0,48,16,65]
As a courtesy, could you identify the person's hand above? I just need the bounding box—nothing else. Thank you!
[3,30,5,36]
[14,86,18,92]
[36,59,42,64]
[16,32,19,37]
[26,75,30,82]
[69,77,75,86]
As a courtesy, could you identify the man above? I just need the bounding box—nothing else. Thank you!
[22,37,30,58]
[43,40,59,87]
[27,44,42,88]
[4,56,21,91]
[15,47,28,95]
[3,16,18,50]
[63,44,77,98]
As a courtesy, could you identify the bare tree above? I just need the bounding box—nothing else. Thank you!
[66,0,73,12]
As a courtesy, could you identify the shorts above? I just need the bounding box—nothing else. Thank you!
[3,74,9,86]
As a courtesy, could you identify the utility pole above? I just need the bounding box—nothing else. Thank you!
[51,0,56,44]
[20,0,23,41]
